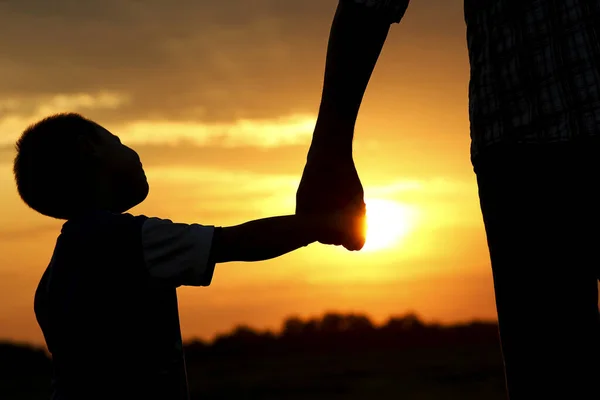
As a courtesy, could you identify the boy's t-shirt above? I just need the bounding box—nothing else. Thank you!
[34,211,216,400]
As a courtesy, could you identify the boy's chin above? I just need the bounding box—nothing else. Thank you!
[113,184,149,213]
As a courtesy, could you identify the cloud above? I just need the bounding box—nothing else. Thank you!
[0,92,131,144]
[0,91,315,148]
[134,142,308,173]
[0,0,467,127]
[0,92,129,116]
[0,0,471,162]
[0,0,475,204]
[115,114,315,147]
[0,0,338,126]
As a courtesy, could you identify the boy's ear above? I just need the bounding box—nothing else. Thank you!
[76,135,103,161]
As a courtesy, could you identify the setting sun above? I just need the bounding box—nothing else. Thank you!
[363,198,415,252]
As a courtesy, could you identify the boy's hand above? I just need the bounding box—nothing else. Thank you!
[314,206,366,248]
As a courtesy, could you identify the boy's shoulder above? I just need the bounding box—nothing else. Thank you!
[57,212,217,287]
[61,211,149,237]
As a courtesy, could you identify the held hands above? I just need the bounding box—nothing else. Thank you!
[313,205,367,248]
[296,151,366,251]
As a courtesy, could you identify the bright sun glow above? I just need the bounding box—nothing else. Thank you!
[363,198,414,252]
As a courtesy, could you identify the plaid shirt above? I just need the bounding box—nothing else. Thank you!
[350,0,600,158]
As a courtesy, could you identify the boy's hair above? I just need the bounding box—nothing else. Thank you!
[13,113,100,220]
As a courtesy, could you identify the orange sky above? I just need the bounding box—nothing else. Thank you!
[0,0,501,346]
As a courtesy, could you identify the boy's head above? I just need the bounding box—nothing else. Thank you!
[13,113,149,219]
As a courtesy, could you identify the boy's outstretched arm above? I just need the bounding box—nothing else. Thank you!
[296,0,409,251]
[141,213,358,287]
[211,214,356,263]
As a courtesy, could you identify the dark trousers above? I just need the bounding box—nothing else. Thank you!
[474,141,600,399]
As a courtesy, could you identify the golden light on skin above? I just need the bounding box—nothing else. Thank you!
[362,198,415,252]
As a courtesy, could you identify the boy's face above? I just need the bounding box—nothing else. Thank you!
[91,125,149,213]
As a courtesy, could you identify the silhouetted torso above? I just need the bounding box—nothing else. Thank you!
[34,211,189,400]
[464,0,600,158]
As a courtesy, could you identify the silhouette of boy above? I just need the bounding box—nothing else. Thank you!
[13,113,355,400]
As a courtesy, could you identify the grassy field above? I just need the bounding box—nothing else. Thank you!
[186,345,506,399]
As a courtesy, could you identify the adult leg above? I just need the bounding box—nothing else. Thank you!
[476,143,600,399]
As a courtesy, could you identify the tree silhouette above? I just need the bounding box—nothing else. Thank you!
[0,313,505,400]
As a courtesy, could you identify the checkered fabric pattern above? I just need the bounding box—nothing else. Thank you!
[348,0,600,158]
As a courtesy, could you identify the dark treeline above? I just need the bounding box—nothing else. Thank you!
[188,312,499,357]
[1,313,506,400]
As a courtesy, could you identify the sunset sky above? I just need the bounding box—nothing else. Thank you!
[0,0,500,346]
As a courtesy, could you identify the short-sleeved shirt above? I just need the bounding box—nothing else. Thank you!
[349,0,600,160]
[34,211,216,400]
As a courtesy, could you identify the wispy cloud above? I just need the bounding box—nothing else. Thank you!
[0,92,128,115]
[0,0,339,125]
[0,92,130,144]
[0,92,315,148]
[116,114,315,147]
